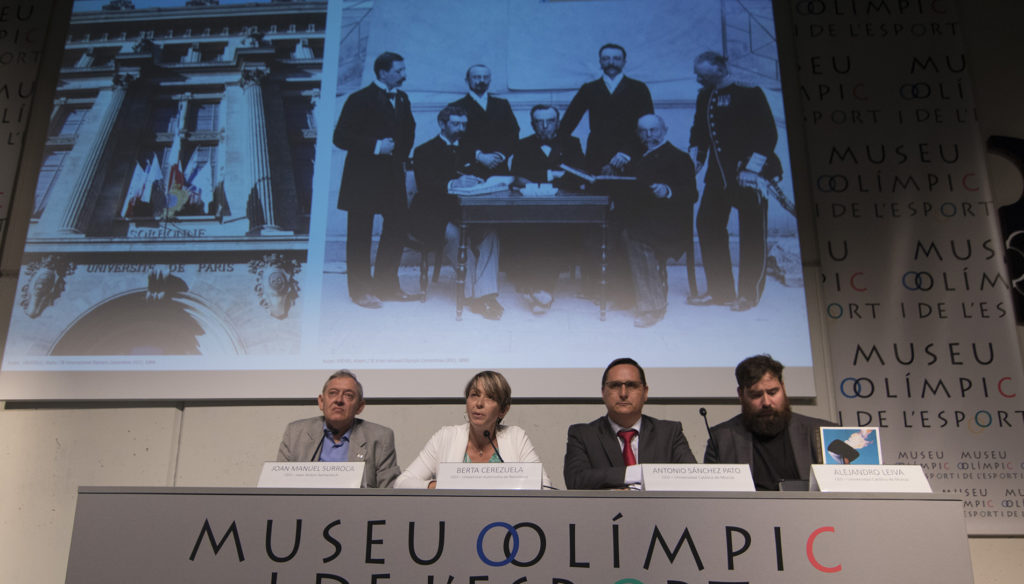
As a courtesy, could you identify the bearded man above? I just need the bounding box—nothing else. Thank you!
[703,354,834,490]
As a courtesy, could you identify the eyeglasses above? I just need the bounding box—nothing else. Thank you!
[603,381,644,391]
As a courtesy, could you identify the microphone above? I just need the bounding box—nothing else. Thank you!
[483,429,504,462]
[310,438,324,462]
[699,407,717,462]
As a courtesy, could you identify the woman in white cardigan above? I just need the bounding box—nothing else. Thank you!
[395,371,551,488]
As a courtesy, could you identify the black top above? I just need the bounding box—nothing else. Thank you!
[751,426,800,491]
[410,136,474,246]
[334,83,415,213]
[560,76,654,172]
[690,81,780,189]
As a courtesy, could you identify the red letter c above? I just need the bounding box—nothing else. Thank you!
[807,526,842,573]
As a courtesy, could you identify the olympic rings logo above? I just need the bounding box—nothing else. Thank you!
[477,521,547,567]
[899,83,935,100]
[794,1,829,14]
[902,271,934,291]
[839,377,875,398]
[816,175,849,193]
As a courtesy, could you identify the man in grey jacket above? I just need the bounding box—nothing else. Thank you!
[704,354,833,490]
[277,369,400,488]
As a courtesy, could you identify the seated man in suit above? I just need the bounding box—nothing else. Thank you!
[564,357,697,489]
[511,105,585,187]
[411,105,503,320]
[505,105,586,314]
[703,354,835,491]
[447,64,519,177]
[277,369,400,488]
[615,114,698,328]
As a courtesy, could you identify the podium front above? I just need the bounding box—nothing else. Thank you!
[66,487,973,583]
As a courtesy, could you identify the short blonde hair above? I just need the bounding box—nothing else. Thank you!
[464,370,512,414]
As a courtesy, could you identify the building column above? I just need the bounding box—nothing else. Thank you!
[241,68,287,234]
[40,73,134,235]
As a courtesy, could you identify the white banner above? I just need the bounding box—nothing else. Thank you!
[789,0,1024,534]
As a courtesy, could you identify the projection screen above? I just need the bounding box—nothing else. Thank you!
[0,0,816,400]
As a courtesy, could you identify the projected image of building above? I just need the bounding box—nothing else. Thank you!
[4,0,325,358]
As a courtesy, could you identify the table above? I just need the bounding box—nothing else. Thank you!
[456,189,610,320]
[65,487,975,583]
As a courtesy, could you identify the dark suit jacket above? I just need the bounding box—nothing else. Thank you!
[617,141,698,259]
[703,412,833,482]
[689,81,780,189]
[448,94,520,175]
[559,76,653,172]
[511,133,585,188]
[334,83,415,213]
[564,414,697,489]
[277,417,400,488]
[411,136,473,247]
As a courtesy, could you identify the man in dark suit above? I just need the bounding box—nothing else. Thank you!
[411,105,504,320]
[688,51,781,312]
[277,369,400,488]
[617,114,698,328]
[560,43,654,174]
[703,354,834,491]
[505,105,585,313]
[334,52,419,309]
[564,357,697,489]
[511,105,585,186]
[447,64,520,177]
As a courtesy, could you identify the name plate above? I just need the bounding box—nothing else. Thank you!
[810,464,932,493]
[641,464,755,492]
[435,462,543,490]
[257,461,365,488]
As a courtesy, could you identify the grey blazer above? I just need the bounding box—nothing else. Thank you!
[703,412,833,480]
[277,417,400,488]
[564,414,697,489]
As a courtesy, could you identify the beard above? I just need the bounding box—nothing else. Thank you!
[742,399,792,438]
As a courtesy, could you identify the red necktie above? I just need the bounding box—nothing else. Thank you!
[618,429,638,466]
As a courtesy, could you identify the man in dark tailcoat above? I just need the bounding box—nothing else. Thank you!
[688,51,781,312]
[511,105,585,187]
[334,51,419,309]
[560,43,654,174]
[617,114,698,328]
[505,104,586,314]
[411,106,504,320]
[447,64,520,178]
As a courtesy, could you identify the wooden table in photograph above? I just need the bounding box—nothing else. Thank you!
[456,189,610,321]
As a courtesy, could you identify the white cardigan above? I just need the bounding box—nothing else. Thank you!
[395,423,551,488]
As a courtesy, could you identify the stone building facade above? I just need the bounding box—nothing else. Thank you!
[6,0,325,358]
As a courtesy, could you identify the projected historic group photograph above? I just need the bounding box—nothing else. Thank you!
[315,0,812,372]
